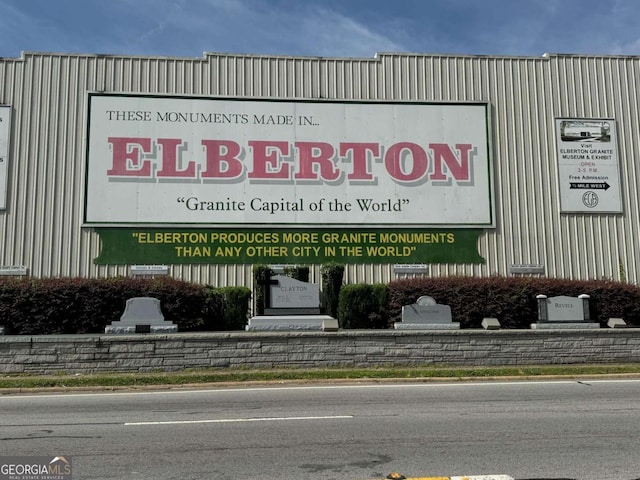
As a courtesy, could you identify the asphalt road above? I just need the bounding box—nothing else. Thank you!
[2,379,640,480]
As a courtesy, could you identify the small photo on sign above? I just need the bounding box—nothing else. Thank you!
[559,120,611,142]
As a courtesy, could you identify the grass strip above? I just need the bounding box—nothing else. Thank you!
[2,364,640,390]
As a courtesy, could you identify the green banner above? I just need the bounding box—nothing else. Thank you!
[93,228,485,265]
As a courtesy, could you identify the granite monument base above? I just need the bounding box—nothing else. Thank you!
[394,322,460,330]
[530,322,600,329]
[246,315,337,331]
[105,324,178,334]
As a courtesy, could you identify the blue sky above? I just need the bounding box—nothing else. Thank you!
[1,0,640,59]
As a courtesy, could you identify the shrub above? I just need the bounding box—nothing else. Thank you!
[338,283,388,329]
[2,275,639,334]
[321,263,344,318]
[215,286,252,330]
[0,277,226,334]
[252,265,274,315]
[387,276,640,328]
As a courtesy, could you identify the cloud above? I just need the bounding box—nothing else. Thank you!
[87,0,403,57]
[2,0,640,59]
[0,0,71,56]
[293,5,405,57]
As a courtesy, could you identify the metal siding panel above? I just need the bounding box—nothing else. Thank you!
[2,52,640,286]
[0,59,21,266]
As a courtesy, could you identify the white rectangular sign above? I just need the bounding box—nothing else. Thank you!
[85,94,494,227]
[0,105,11,210]
[555,118,622,213]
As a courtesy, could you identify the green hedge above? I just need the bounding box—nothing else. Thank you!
[0,277,248,334]
[3,275,639,334]
[215,286,252,330]
[387,276,640,328]
[252,265,273,315]
[338,283,389,329]
[321,263,344,318]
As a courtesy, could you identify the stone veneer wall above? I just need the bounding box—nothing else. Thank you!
[1,329,639,375]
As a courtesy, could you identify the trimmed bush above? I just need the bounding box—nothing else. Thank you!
[3,275,639,334]
[0,277,225,334]
[321,263,344,318]
[338,283,389,329]
[215,286,252,330]
[252,265,273,315]
[387,276,640,328]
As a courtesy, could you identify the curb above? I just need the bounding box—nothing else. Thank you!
[3,372,640,394]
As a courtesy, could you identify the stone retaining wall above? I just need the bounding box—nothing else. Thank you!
[1,329,639,375]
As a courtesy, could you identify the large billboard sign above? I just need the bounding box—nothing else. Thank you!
[93,227,485,265]
[555,118,622,213]
[85,94,494,228]
[0,105,11,210]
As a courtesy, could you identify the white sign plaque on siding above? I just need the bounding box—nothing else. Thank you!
[555,118,622,213]
[0,105,11,210]
[85,94,494,228]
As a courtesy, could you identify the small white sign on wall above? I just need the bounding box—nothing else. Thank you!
[0,105,11,210]
[555,118,622,213]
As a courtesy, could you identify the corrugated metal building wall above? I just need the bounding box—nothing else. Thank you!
[1,52,639,286]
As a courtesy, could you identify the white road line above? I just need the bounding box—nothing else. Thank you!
[124,415,354,426]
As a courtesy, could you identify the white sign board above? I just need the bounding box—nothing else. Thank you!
[130,265,169,276]
[85,94,494,227]
[555,118,622,213]
[0,105,11,210]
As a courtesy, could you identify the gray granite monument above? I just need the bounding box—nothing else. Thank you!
[266,275,321,315]
[105,297,178,334]
[532,294,599,329]
[246,275,337,331]
[395,295,460,330]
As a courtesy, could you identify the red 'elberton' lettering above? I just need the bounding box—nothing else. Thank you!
[105,137,474,184]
